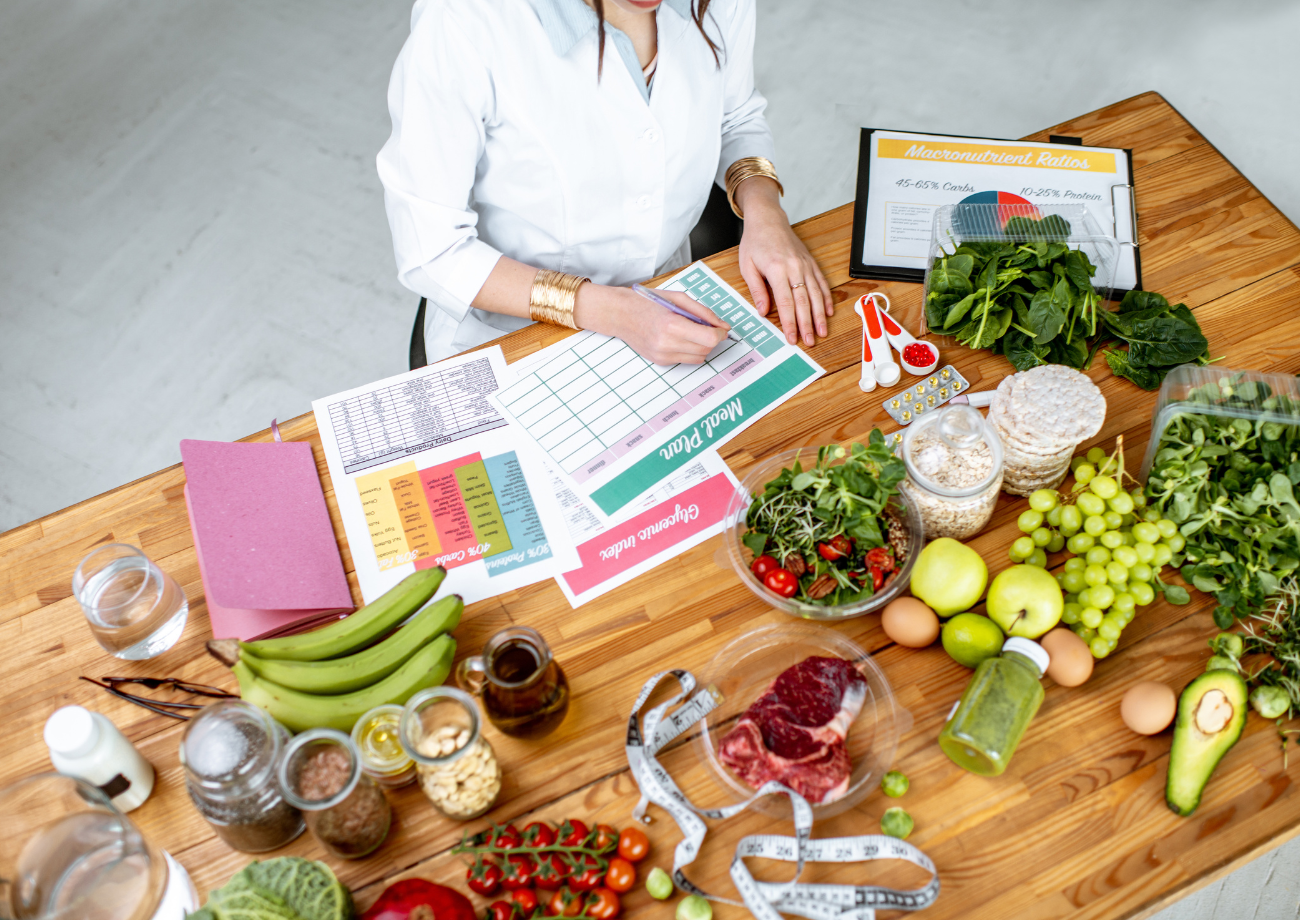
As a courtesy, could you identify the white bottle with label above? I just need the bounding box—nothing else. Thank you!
[44,705,155,812]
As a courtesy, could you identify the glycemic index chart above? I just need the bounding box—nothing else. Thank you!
[494,262,823,517]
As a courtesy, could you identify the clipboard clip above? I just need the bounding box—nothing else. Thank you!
[1110,183,1138,250]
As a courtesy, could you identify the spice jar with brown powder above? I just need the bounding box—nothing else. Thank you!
[279,728,392,859]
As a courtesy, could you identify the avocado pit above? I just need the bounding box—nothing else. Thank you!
[1194,689,1233,734]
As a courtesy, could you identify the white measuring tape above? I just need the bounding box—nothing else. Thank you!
[626,670,940,920]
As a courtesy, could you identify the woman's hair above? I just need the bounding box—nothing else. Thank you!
[592,0,719,76]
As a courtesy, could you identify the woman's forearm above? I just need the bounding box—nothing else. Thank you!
[470,254,641,341]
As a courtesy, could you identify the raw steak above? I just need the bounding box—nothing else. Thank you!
[718,656,866,804]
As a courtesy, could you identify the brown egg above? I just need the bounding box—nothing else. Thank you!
[881,597,940,648]
[1041,628,1094,687]
[1121,681,1178,735]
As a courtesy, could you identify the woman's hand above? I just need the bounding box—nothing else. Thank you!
[576,285,729,366]
[734,177,833,347]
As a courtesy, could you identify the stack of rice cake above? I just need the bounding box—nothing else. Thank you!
[989,365,1106,496]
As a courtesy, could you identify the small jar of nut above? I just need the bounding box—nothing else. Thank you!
[898,404,1004,541]
[400,687,501,820]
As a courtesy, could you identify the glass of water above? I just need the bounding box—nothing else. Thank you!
[0,773,197,920]
[72,544,188,660]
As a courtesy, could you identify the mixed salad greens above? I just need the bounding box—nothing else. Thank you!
[1145,375,1300,626]
[925,216,1210,388]
[742,432,908,607]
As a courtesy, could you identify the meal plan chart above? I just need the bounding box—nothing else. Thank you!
[312,347,579,604]
[493,262,823,517]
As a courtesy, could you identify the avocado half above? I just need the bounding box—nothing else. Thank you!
[1165,669,1249,817]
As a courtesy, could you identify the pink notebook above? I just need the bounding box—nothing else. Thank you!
[181,439,355,641]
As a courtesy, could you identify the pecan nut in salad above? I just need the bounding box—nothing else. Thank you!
[805,574,837,600]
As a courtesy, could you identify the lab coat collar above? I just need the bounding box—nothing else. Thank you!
[530,0,694,58]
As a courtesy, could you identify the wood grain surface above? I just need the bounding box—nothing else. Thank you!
[4,91,1300,920]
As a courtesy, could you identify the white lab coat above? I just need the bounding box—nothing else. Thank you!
[377,0,776,363]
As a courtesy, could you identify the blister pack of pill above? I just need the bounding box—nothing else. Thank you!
[881,365,971,426]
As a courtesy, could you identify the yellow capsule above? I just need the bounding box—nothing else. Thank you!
[927,395,936,406]
[915,385,925,395]
[903,392,912,402]
[952,379,963,390]
[941,368,952,379]
[914,403,925,413]
[891,399,900,409]
[901,410,911,421]
[939,387,949,398]
[928,376,939,388]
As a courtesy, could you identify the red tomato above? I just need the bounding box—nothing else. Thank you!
[593,825,619,853]
[534,853,570,891]
[869,566,884,591]
[467,859,503,897]
[522,821,556,848]
[493,825,522,850]
[557,819,589,848]
[507,889,538,916]
[485,902,516,920]
[764,568,798,598]
[547,889,583,918]
[501,855,536,891]
[603,858,636,894]
[750,554,779,579]
[865,547,895,573]
[586,889,621,920]
[818,535,852,561]
[617,828,650,863]
[568,854,604,893]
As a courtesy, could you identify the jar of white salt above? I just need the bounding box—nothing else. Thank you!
[898,404,1003,541]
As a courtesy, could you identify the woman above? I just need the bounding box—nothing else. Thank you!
[378,0,831,366]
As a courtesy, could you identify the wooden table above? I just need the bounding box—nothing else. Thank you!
[4,91,1300,920]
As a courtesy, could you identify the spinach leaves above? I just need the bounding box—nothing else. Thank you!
[1146,378,1300,625]
[925,219,1212,388]
[1101,290,1211,390]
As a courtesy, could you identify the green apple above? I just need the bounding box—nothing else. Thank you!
[941,613,1005,668]
[986,564,1064,638]
[910,537,988,616]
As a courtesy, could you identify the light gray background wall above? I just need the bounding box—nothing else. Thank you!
[1,1,1297,913]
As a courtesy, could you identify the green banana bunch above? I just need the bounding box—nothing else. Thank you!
[210,594,462,694]
[233,633,457,733]
[241,567,446,662]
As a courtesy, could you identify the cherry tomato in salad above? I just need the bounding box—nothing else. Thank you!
[548,889,583,918]
[865,547,895,573]
[507,889,538,916]
[485,901,516,920]
[522,821,555,848]
[869,566,884,591]
[818,535,853,561]
[617,827,650,863]
[750,554,779,579]
[764,568,798,598]
[467,859,503,897]
[568,854,604,893]
[534,852,570,891]
[501,855,536,891]
[603,857,636,893]
[557,819,589,848]
[586,889,622,920]
[492,825,522,850]
[592,825,619,853]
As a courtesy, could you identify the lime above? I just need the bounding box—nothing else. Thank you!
[941,613,1004,668]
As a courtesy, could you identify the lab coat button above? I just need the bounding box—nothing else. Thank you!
[644,129,659,142]
[636,195,652,209]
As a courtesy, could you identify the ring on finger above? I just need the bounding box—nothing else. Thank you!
[791,281,806,289]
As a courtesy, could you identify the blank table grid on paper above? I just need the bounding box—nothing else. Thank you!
[500,332,763,482]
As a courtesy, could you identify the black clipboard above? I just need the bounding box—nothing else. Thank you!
[848,127,1141,293]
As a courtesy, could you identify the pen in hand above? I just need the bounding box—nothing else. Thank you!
[632,283,743,343]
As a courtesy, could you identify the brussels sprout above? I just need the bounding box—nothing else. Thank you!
[1206,655,1239,672]
[881,807,914,840]
[880,770,909,798]
[1208,632,1244,659]
[1250,685,1291,719]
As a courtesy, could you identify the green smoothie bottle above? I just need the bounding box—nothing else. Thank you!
[938,637,1049,776]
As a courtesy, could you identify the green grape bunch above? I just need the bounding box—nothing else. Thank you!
[1008,439,1191,660]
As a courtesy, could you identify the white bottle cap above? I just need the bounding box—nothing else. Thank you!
[1003,637,1049,675]
[44,706,101,759]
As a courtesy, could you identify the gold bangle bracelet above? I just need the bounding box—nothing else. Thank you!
[529,269,588,330]
[725,156,783,219]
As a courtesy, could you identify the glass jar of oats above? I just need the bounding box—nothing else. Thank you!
[898,404,1003,541]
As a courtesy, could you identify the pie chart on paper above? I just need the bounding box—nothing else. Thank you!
[957,190,1040,231]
